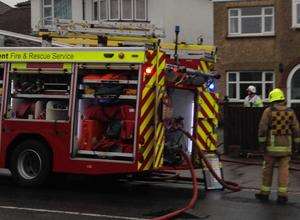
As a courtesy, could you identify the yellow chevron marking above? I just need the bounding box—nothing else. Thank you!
[200,61,209,73]
[151,53,158,66]
[145,72,157,87]
[142,86,153,99]
[155,123,163,139]
[144,154,155,170]
[141,92,155,116]
[144,126,154,145]
[140,108,154,135]
[202,120,213,133]
[143,139,154,159]
[155,52,163,67]
[197,125,209,145]
[204,92,219,113]
[157,127,165,146]
[198,100,212,118]
[155,130,165,167]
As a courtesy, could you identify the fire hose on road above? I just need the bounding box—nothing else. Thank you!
[151,128,241,220]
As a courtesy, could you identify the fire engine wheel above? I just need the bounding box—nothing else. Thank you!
[10,140,51,187]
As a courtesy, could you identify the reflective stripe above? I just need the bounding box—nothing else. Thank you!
[261,185,271,192]
[278,187,287,193]
[259,137,267,143]
[294,138,300,143]
[267,146,292,153]
[270,135,275,147]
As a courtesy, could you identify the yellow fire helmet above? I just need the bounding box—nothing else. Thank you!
[268,88,285,103]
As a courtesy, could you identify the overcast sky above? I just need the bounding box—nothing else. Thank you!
[2,0,24,7]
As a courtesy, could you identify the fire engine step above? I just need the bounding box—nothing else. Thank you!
[76,150,134,161]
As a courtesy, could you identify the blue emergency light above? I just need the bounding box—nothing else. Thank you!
[206,79,216,92]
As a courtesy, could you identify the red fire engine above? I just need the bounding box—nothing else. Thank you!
[0,44,219,187]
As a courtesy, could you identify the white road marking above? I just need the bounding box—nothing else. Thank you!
[0,205,148,220]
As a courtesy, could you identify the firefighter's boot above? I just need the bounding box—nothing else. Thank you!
[277,196,288,205]
[255,193,269,202]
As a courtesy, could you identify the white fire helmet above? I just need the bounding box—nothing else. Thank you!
[247,85,256,94]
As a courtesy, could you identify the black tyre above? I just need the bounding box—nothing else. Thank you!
[10,139,51,187]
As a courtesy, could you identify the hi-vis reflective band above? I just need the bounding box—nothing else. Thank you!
[295,138,300,143]
[278,187,288,193]
[259,137,267,143]
[0,48,146,63]
[261,185,271,192]
[267,146,292,153]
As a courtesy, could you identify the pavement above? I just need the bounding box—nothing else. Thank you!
[0,159,300,220]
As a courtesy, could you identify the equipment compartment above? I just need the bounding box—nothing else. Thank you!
[5,64,71,121]
[72,64,140,162]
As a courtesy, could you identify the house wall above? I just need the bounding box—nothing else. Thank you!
[149,0,213,44]
[31,0,214,44]
[214,0,300,100]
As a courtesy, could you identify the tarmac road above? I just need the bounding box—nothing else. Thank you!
[0,161,300,220]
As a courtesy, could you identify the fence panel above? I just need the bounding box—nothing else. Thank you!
[224,105,300,154]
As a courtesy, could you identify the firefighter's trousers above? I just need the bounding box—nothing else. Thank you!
[260,155,290,197]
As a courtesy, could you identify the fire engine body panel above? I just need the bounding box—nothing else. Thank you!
[0,43,219,185]
[0,47,167,177]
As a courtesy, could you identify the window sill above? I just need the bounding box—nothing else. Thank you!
[92,20,150,23]
[227,33,275,38]
[291,24,300,29]
[227,99,268,103]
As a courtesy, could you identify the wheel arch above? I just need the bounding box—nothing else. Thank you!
[5,133,53,169]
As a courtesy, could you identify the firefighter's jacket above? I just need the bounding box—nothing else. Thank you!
[244,94,263,107]
[258,104,300,156]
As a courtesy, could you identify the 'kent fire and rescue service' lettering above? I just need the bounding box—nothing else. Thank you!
[0,52,75,61]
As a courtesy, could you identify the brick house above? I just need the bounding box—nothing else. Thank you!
[214,0,300,106]
[0,1,11,14]
[0,1,40,46]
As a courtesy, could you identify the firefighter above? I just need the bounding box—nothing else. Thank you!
[244,85,263,107]
[255,88,300,204]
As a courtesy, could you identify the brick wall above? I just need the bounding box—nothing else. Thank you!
[214,0,300,100]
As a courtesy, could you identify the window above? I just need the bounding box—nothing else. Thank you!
[293,0,300,27]
[109,0,120,20]
[228,7,274,36]
[100,0,108,20]
[92,0,147,21]
[135,0,147,21]
[93,0,99,20]
[121,0,134,20]
[227,71,275,101]
[42,0,72,26]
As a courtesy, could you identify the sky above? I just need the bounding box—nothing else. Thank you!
[1,0,24,7]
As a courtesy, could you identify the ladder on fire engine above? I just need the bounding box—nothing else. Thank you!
[38,19,163,47]
[38,20,216,64]
[0,29,72,47]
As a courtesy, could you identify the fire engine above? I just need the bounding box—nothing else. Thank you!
[0,23,220,188]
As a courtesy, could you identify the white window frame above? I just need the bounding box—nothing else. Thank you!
[92,0,99,21]
[121,0,134,20]
[42,0,54,26]
[228,7,275,37]
[42,0,72,26]
[226,71,275,102]
[134,0,148,21]
[292,0,300,28]
[109,0,121,20]
[99,0,108,20]
[92,0,147,21]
